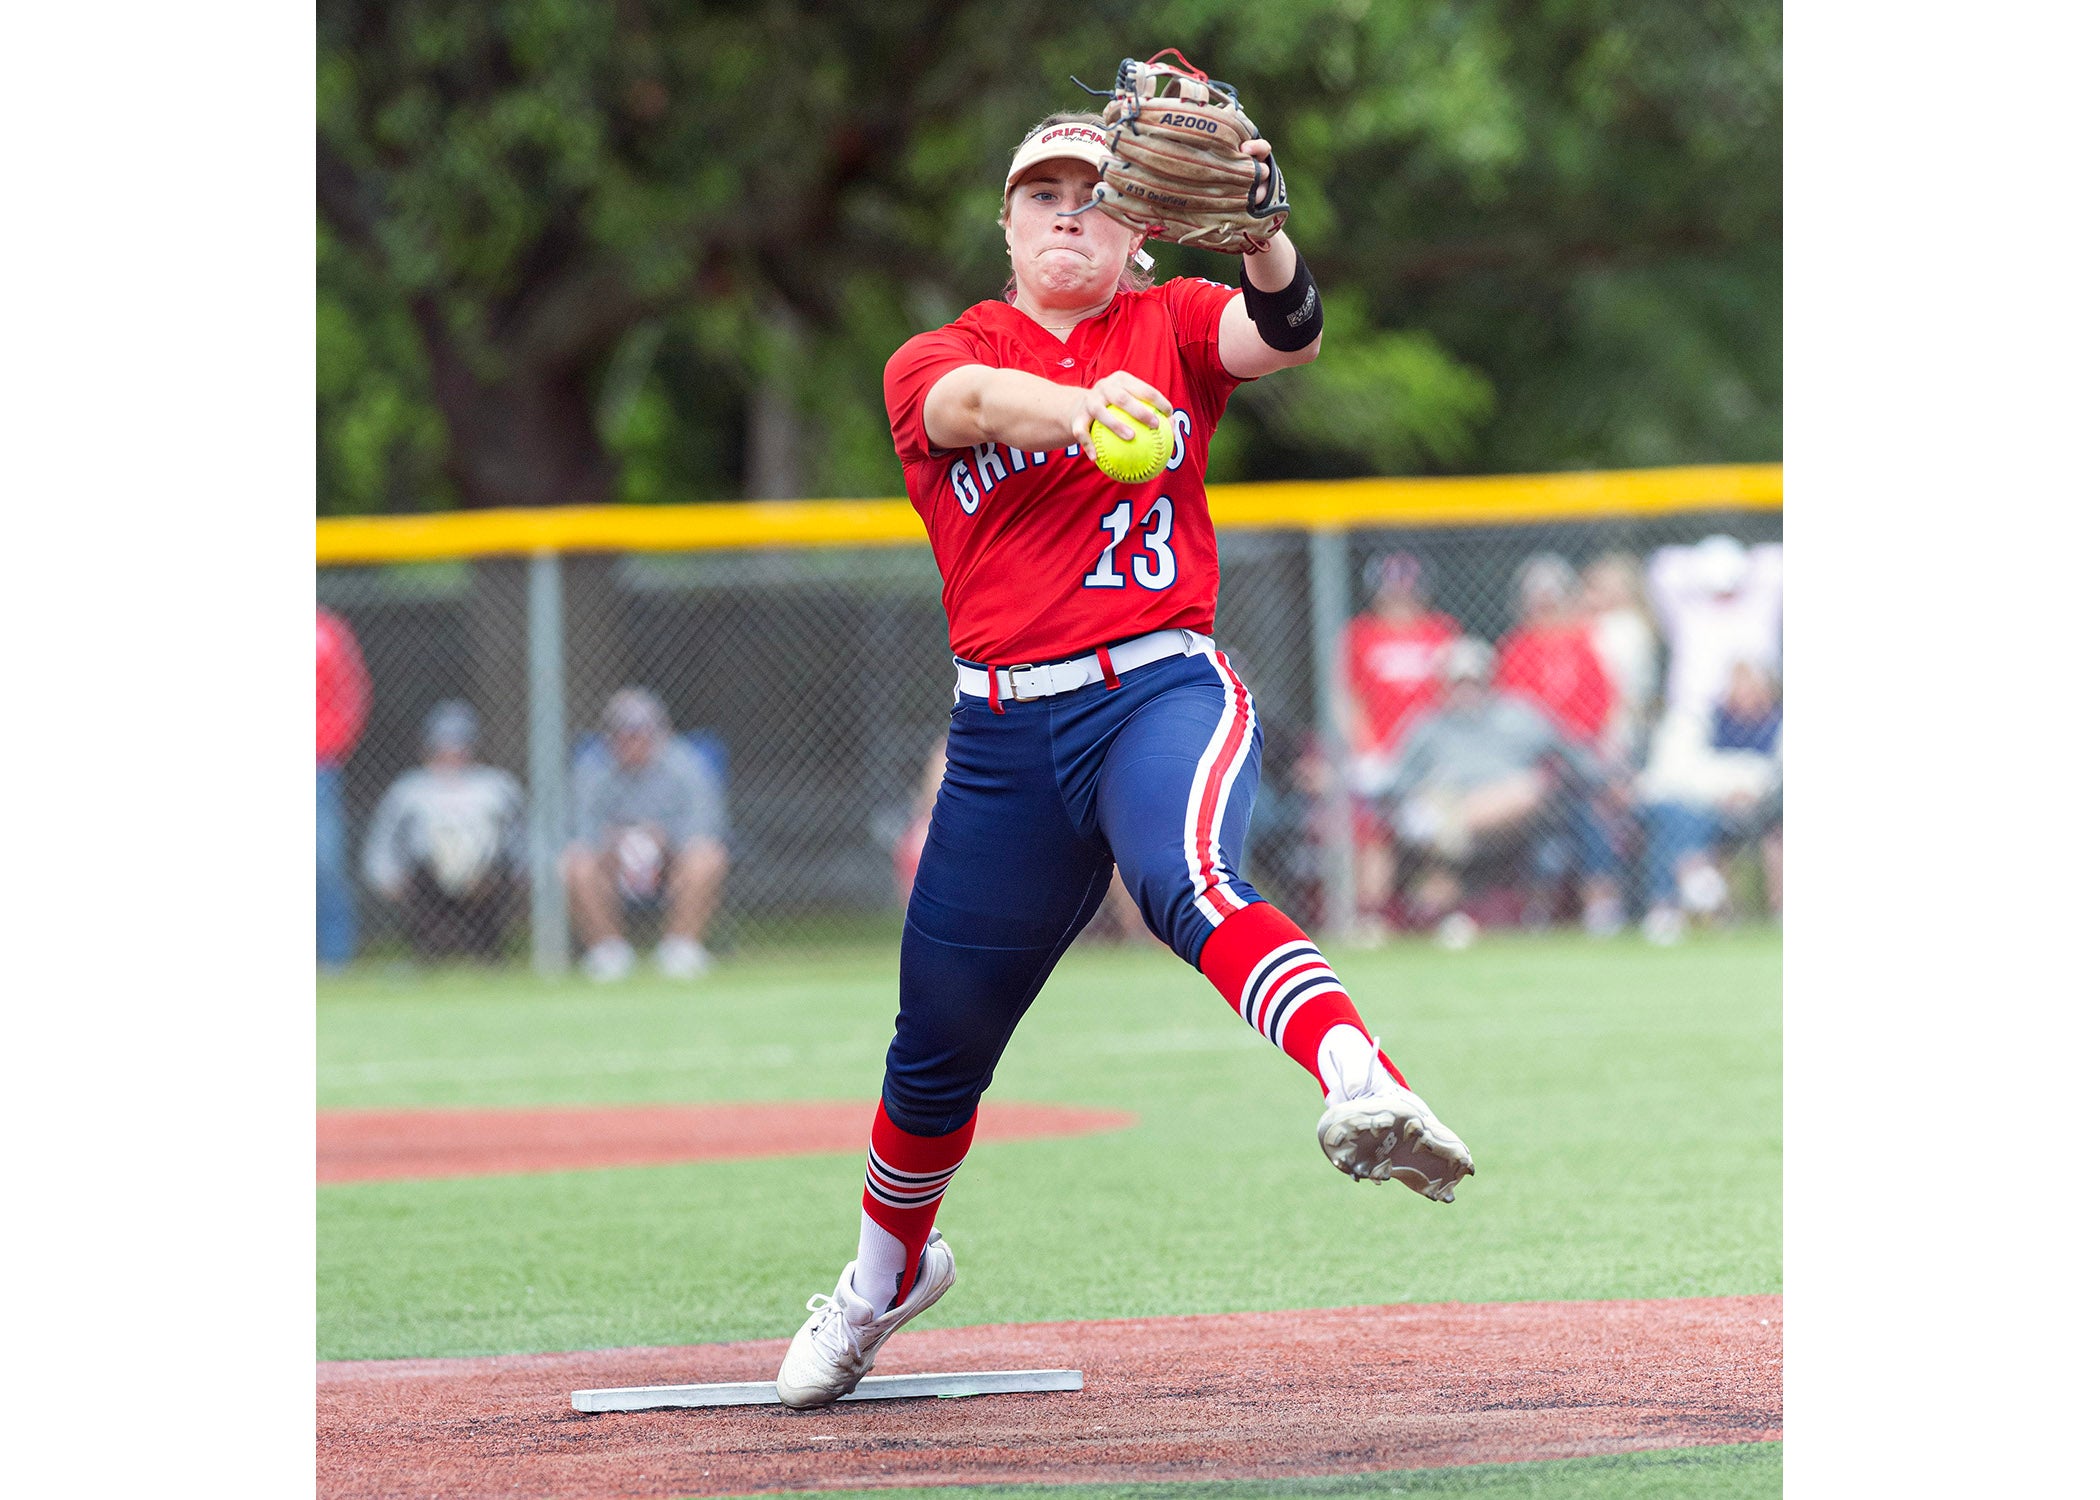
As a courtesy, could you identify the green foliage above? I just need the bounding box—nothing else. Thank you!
[317,221,451,514]
[1230,291,1498,478]
[318,0,1780,512]
[729,1444,1783,1500]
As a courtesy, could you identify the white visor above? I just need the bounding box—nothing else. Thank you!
[1004,121,1110,190]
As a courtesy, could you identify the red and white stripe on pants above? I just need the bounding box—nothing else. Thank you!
[1183,649,1257,927]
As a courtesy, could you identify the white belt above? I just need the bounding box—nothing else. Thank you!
[955,628,1214,702]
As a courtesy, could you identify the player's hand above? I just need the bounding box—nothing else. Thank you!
[1069,371,1171,458]
[1241,138,1276,205]
[1237,139,1287,257]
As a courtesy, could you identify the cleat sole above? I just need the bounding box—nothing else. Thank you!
[1316,1094,1475,1203]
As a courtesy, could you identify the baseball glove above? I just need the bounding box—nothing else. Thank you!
[1087,50,1290,255]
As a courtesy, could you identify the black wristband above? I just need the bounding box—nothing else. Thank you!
[1240,254,1322,352]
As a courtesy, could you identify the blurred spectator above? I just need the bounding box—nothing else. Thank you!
[1343,551,1459,758]
[362,702,525,962]
[1581,552,1661,764]
[1494,555,1626,932]
[1494,553,1616,746]
[1636,661,1783,945]
[564,687,730,981]
[1340,551,1458,937]
[1375,638,1607,946]
[1647,534,1783,724]
[317,607,370,969]
[1247,729,1331,922]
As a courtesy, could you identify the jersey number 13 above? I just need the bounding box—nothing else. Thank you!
[1083,497,1177,591]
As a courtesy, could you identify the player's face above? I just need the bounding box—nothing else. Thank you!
[1004,159,1138,308]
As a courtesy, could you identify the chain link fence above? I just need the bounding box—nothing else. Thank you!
[317,499,1781,972]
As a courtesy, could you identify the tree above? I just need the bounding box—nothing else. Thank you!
[318,0,1779,515]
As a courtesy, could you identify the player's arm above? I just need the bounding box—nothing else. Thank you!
[923,366,1171,461]
[1389,726,1435,799]
[1347,697,1375,755]
[361,780,409,898]
[1219,142,1323,379]
[571,758,611,852]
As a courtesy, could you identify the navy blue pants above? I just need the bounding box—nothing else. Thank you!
[885,647,1266,1135]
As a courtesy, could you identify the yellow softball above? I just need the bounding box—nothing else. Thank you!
[1089,400,1172,484]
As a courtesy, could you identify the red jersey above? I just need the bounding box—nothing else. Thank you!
[317,607,370,766]
[883,278,1243,664]
[1494,623,1614,744]
[1342,611,1459,753]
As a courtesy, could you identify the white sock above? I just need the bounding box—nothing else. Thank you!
[849,1211,909,1313]
[1316,1023,1395,1100]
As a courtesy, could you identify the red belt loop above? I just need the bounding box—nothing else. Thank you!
[1094,645,1122,690]
[986,662,1005,715]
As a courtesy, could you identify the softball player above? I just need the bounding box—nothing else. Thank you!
[777,110,1474,1408]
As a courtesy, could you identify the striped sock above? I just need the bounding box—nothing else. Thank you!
[1197,901,1407,1093]
[851,1101,974,1311]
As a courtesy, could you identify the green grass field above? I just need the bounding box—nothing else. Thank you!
[318,927,1780,1496]
[747,1443,1782,1499]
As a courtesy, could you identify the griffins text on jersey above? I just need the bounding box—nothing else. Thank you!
[945,408,1193,515]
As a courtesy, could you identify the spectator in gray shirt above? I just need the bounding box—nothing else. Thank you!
[1367,639,1606,945]
[563,686,729,981]
[363,701,524,961]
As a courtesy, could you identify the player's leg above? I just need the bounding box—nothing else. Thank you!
[779,703,1113,1407]
[659,835,728,976]
[404,867,452,961]
[1094,649,1474,1202]
[860,704,1113,1304]
[562,843,633,979]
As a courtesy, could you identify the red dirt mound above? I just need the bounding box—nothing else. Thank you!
[316,1294,1780,1498]
[317,1102,1137,1183]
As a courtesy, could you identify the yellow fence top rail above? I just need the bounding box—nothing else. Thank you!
[317,462,1780,566]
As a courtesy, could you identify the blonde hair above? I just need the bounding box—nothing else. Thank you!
[1001,110,1153,301]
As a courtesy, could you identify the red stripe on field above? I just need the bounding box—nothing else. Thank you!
[317,1101,1136,1184]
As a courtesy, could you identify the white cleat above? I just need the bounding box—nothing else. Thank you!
[1314,1036,1474,1203]
[775,1230,957,1410]
[1317,1087,1476,1202]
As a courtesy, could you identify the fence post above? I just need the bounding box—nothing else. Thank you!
[1306,526,1356,938]
[527,550,570,977]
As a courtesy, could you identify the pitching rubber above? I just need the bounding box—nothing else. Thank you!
[573,1368,1084,1411]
